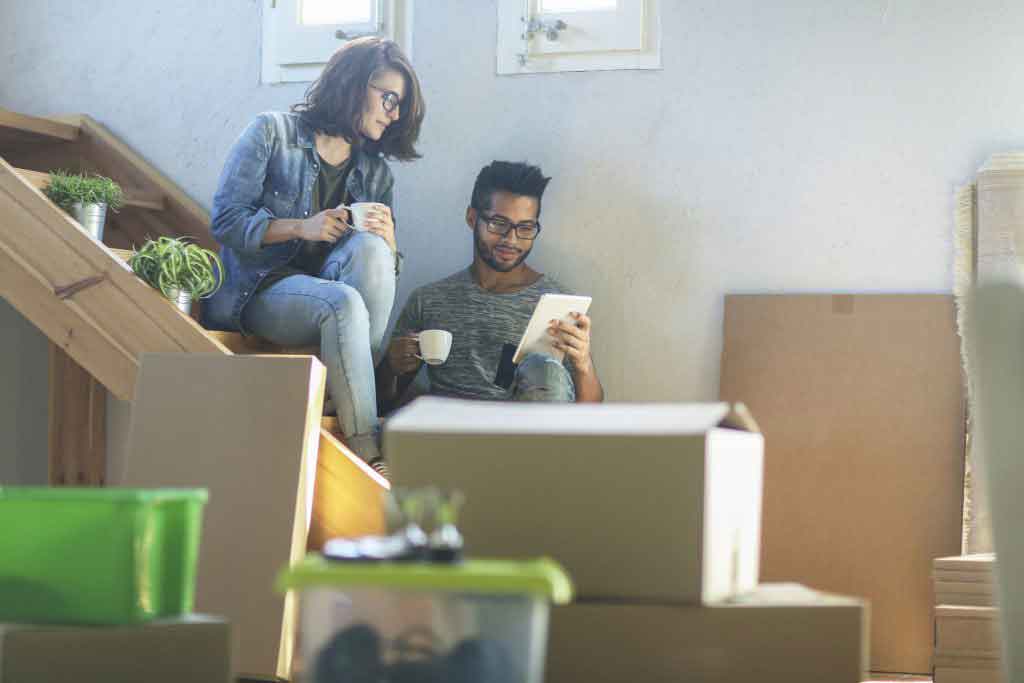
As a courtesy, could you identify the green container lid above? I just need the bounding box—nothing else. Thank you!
[278,555,574,605]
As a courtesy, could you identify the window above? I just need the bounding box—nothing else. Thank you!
[497,0,660,75]
[261,0,413,84]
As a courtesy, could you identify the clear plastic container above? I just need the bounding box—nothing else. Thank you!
[278,556,572,683]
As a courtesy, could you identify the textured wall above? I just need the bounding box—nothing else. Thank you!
[2,1,1024,475]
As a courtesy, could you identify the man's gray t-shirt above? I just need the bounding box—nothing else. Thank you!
[393,268,574,400]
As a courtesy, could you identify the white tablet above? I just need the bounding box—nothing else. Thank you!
[513,293,593,364]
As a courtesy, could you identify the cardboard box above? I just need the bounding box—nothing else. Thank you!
[934,590,996,607]
[545,584,868,683]
[0,615,232,682]
[935,605,1001,654]
[934,652,1002,669]
[386,398,764,603]
[720,294,965,673]
[933,667,1003,683]
[111,354,327,679]
[935,553,996,575]
[935,554,996,587]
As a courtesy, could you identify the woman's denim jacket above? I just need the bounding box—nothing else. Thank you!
[203,111,396,333]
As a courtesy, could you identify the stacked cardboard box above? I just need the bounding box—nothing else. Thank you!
[0,616,232,682]
[387,399,869,682]
[933,554,1003,683]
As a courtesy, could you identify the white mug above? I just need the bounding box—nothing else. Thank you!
[342,202,384,232]
[417,330,453,365]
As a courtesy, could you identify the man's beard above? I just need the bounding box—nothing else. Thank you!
[475,229,532,272]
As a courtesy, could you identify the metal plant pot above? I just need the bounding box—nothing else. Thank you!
[70,202,107,241]
[166,288,193,316]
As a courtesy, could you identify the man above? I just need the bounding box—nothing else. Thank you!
[379,161,604,406]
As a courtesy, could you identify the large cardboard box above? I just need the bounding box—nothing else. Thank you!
[545,584,868,683]
[719,294,965,673]
[110,354,327,680]
[0,615,232,682]
[386,398,763,603]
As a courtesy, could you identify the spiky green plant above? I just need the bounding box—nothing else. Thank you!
[43,171,124,212]
[128,236,223,299]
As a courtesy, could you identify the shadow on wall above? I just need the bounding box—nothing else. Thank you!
[533,164,704,401]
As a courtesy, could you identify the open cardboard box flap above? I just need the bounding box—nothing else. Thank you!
[387,396,760,436]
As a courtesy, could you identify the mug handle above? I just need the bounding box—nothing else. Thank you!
[334,204,355,230]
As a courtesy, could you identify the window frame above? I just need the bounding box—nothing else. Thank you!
[261,0,413,85]
[496,0,661,75]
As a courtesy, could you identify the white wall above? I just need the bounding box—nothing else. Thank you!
[2,1,1023,475]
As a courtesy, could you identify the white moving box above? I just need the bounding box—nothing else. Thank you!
[386,398,764,603]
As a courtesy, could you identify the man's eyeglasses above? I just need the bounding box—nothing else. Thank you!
[477,211,542,240]
[369,84,401,114]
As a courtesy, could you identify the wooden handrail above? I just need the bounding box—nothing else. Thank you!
[0,109,79,144]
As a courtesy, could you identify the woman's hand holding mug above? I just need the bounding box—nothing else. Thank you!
[297,208,350,243]
[346,202,397,253]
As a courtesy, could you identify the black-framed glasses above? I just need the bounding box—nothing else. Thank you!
[369,84,401,114]
[477,211,542,240]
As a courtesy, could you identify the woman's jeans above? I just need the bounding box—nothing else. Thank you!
[241,232,395,461]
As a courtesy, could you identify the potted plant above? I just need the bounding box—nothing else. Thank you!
[128,236,223,315]
[42,170,124,242]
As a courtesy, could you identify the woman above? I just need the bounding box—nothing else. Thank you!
[203,37,425,470]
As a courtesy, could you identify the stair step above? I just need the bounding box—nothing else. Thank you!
[15,167,165,211]
[205,330,320,357]
[0,109,79,145]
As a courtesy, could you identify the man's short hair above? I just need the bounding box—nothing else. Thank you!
[470,161,551,215]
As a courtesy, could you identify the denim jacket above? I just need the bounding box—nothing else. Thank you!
[203,111,397,333]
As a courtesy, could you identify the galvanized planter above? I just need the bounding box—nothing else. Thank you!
[166,288,193,316]
[70,202,107,241]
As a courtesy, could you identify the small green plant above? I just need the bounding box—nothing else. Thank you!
[128,236,223,299]
[43,170,124,212]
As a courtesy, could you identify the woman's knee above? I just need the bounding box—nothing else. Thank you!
[316,283,370,328]
[350,232,395,275]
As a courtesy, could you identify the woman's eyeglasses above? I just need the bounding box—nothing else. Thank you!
[369,84,401,114]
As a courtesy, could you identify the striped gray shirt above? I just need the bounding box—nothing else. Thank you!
[393,268,573,400]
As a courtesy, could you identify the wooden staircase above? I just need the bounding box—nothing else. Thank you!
[0,108,386,545]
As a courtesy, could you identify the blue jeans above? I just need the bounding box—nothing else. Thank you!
[510,353,576,402]
[241,232,395,460]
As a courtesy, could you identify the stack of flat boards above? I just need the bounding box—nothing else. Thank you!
[933,554,1002,683]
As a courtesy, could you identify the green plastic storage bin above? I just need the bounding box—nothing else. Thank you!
[0,487,208,624]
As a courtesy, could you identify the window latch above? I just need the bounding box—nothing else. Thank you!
[524,17,568,42]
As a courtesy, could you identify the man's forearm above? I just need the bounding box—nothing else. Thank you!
[573,364,604,403]
[376,359,417,410]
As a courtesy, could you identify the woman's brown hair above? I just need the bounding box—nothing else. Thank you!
[291,37,425,161]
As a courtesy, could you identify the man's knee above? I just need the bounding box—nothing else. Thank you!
[512,353,575,402]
